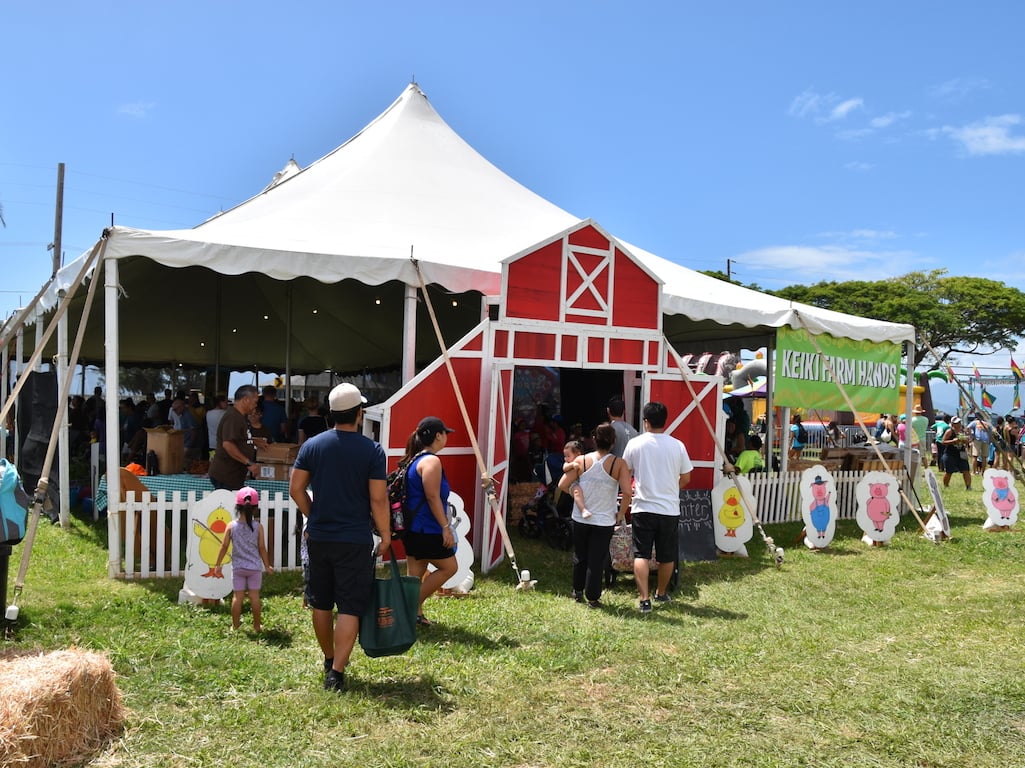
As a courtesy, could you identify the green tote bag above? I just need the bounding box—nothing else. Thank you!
[359,549,421,657]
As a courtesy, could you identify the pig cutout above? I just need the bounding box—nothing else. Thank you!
[800,465,838,549]
[855,471,900,544]
[981,468,1019,529]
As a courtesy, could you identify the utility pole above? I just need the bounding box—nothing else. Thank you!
[726,258,736,281]
[52,162,64,277]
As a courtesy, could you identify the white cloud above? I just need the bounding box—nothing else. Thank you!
[788,89,823,119]
[118,101,156,118]
[869,110,911,129]
[943,115,1025,155]
[733,244,918,285]
[826,98,864,122]
[843,160,874,172]
[788,89,863,123]
[930,77,992,103]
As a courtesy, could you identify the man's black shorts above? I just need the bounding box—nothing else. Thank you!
[631,512,679,564]
[306,539,374,616]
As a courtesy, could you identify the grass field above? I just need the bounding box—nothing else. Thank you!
[3,480,1024,768]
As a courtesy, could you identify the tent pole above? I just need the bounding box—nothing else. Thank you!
[14,327,23,467]
[1,345,7,459]
[57,290,70,527]
[402,283,417,384]
[213,275,222,398]
[903,341,916,478]
[104,252,121,577]
[765,341,775,475]
[285,284,293,421]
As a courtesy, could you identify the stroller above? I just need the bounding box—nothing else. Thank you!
[517,451,573,550]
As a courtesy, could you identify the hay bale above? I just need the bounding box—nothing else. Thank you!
[507,482,541,524]
[0,648,125,768]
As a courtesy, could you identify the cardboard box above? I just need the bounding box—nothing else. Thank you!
[257,442,299,464]
[252,462,292,482]
[144,427,185,475]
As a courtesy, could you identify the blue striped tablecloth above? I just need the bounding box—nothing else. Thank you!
[95,474,291,514]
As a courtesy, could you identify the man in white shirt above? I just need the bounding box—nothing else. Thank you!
[206,395,228,458]
[623,401,694,614]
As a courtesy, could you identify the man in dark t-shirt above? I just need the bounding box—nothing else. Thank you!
[289,383,390,692]
[208,385,263,490]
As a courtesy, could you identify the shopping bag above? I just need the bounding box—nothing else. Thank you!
[359,550,420,658]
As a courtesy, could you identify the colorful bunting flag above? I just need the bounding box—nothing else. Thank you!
[1015,382,1021,411]
[946,364,957,382]
[1012,357,1024,381]
[973,363,982,380]
[981,388,995,409]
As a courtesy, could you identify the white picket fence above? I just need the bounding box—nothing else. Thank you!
[748,469,913,524]
[113,473,916,579]
[117,490,303,579]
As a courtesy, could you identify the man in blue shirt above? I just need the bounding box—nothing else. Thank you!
[289,383,390,692]
[260,386,288,443]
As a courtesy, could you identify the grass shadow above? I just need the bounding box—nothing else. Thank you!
[414,623,521,651]
[347,673,455,713]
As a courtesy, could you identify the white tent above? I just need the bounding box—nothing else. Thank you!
[26,81,912,379]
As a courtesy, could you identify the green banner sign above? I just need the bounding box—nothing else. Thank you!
[774,327,901,412]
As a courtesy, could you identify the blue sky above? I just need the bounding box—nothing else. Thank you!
[2,2,1023,409]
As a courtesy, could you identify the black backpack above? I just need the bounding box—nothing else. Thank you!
[383,452,426,539]
[796,423,808,443]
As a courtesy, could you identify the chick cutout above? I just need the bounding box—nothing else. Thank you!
[712,475,755,556]
[855,471,900,544]
[183,489,237,601]
[195,506,233,577]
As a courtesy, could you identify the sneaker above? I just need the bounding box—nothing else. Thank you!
[323,657,334,673]
[323,668,345,692]
[639,599,652,614]
[653,593,671,604]
[586,600,602,609]
[571,590,584,603]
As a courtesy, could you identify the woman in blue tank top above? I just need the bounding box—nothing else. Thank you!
[403,416,458,626]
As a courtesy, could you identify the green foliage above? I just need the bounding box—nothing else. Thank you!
[6,490,1025,767]
[773,270,1025,368]
[699,269,764,292]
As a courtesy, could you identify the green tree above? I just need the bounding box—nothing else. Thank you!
[699,270,764,291]
[772,270,1025,369]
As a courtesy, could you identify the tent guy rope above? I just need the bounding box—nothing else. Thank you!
[794,313,930,534]
[666,344,784,567]
[7,236,105,622]
[410,251,535,591]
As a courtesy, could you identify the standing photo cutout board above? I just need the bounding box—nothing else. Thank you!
[855,470,900,545]
[924,469,952,541]
[982,468,1019,530]
[800,465,838,550]
[184,489,237,601]
[427,490,475,593]
[711,475,755,557]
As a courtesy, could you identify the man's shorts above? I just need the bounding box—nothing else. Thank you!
[306,539,374,616]
[631,512,679,564]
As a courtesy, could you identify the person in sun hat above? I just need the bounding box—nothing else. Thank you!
[289,383,390,692]
[910,404,929,480]
[401,416,458,627]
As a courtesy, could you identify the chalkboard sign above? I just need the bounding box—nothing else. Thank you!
[678,489,717,561]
